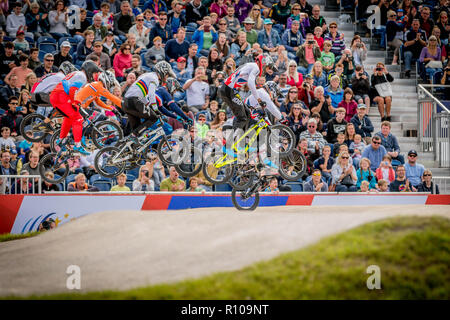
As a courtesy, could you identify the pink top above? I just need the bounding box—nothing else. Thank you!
[113,53,132,78]
[338,100,358,122]
[210,3,228,18]
[287,73,304,89]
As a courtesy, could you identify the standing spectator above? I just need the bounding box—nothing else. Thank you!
[160,166,186,191]
[113,1,135,43]
[6,3,32,39]
[303,169,328,192]
[111,173,131,191]
[87,13,108,42]
[34,53,58,79]
[351,104,374,142]
[404,149,425,190]
[165,27,189,64]
[70,8,90,42]
[389,165,412,192]
[48,0,70,41]
[76,30,95,66]
[185,0,208,27]
[54,41,73,67]
[375,121,404,165]
[324,21,345,59]
[331,151,357,192]
[258,19,281,55]
[350,36,367,68]
[319,40,335,77]
[371,62,394,121]
[210,0,228,19]
[168,1,186,34]
[67,173,100,192]
[362,136,388,172]
[417,170,440,194]
[183,43,199,77]
[310,85,333,125]
[296,33,321,76]
[149,11,173,45]
[299,118,326,157]
[113,43,133,82]
[183,66,210,114]
[5,54,33,88]
[351,65,371,109]
[403,19,427,78]
[192,16,218,57]
[338,88,357,122]
[230,31,251,66]
[87,41,112,70]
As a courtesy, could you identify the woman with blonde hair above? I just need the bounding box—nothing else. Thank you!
[210,109,227,130]
[286,60,304,89]
[18,89,33,114]
[230,30,251,66]
[331,151,358,192]
[132,165,155,191]
[223,57,236,77]
[248,5,263,30]
[419,35,443,83]
[310,61,327,87]
[21,72,37,92]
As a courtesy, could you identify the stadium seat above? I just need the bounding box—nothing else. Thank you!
[141,52,149,68]
[127,167,140,179]
[126,173,137,181]
[93,180,112,191]
[39,42,57,54]
[3,36,13,42]
[37,36,56,45]
[65,173,78,186]
[215,183,232,191]
[125,181,133,190]
[285,182,303,192]
[185,31,194,43]
[89,174,103,184]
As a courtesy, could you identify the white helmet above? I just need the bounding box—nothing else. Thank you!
[98,71,115,91]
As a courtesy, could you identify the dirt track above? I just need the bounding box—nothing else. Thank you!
[0,205,449,297]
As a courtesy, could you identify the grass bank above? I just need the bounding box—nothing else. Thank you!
[0,232,40,242]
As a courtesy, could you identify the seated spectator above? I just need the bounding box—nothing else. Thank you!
[231,31,251,66]
[349,134,366,168]
[114,1,135,43]
[79,149,99,180]
[87,41,112,70]
[54,41,73,68]
[70,8,90,42]
[325,75,344,110]
[436,11,449,46]
[22,151,40,176]
[120,72,136,96]
[331,151,357,192]
[0,127,16,152]
[258,19,281,55]
[173,57,191,88]
[167,2,186,34]
[403,19,427,78]
[296,33,321,76]
[375,121,404,165]
[375,154,396,185]
[110,173,131,191]
[286,103,307,142]
[344,123,357,149]
[1,96,26,136]
[124,54,145,78]
[0,42,19,82]
[286,60,304,89]
[113,43,133,82]
[26,2,51,39]
[351,104,373,143]
[377,179,389,192]
[88,13,109,43]
[351,65,371,110]
[146,37,166,67]
[41,171,60,192]
[282,19,304,60]
[362,136,388,172]
[264,176,280,193]
[356,157,377,191]
[332,133,346,158]
[298,138,316,176]
[299,118,326,159]
[317,145,334,183]
[417,170,440,194]
[207,48,223,77]
[160,166,185,191]
[13,30,29,56]
[336,48,355,82]
[10,170,34,194]
[210,109,227,130]
[327,63,348,89]
[223,4,242,36]
[310,61,327,88]
[34,53,59,79]
[132,165,155,191]
[324,21,345,58]
[165,27,190,64]
[211,33,231,61]
[371,62,394,122]
[389,165,412,192]
[187,177,205,192]
[28,49,42,72]
[186,0,209,27]
[359,180,371,193]
[6,3,33,39]
[67,173,100,192]
[350,35,367,67]
[241,17,258,46]
[195,113,210,139]
[297,75,315,109]
[310,86,333,125]
[338,88,357,122]
[128,14,150,49]
[404,149,425,190]
[126,33,144,55]
[309,5,327,35]
[313,26,324,51]
[419,36,443,83]
[326,107,347,144]
[102,31,119,65]
[183,66,210,114]
[48,0,71,41]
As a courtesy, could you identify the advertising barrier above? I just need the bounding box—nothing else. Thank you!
[1,193,449,234]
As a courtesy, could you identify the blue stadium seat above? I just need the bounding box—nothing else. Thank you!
[285,182,303,192]
[93,180,112,191]
[125,181,133,190]
[37,36,56,45]
[127,167,140,179]
[39,42,57,54]
[215,183,231,191]
[185,31,194,43]
[141,52,149,68]
[3,36,13,42]
[89,174,103,184]
[65,173,78,186]
[126,173,137,181]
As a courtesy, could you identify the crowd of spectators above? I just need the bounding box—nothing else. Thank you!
[0,0,445,194]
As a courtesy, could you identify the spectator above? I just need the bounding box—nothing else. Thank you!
[419,36,443,83]
[70,8,90,42]
[351,104,374,142]
[0,74,20,108]
[28,48,42,71]
[234,0,253,24]
[187,176,205,192]
[310,61,327,88]
[281,88,303,118]
[54,41,73,67]
[336,48,355,81]
[211,33,230,61]
[362,136,388,172]
[210,109,227,130]
[48,0,70,41]
[113,43,133,82]
[417,170,440,194]
[310,85,333,125]
[34,53,59,79]
[183,43,199,77]
[185,0,208,27]
[76,30,95,66]
[313,26,324,51]
[241,17,258,46]
[299,118,326,158]
[389,165,412,192]
[258,19,281,55]
[132,165,155,191]
[375,121,404,165]
[5,54,33,88]
[0,42,19,82]
[183,66,210,114]
[195,113,210,138]
[403,19,427,79]
[207,48,223,76]
[143,0,168,15]
[356,157,377,191]
[332,133,346,159]
[248,5,263,30]
[327,63,348,89]
[149,11,172,45]
[404,149,425,190]
[349,35,367,68]
[344,122,357,147]
[1,96,25,136]
[298,0,313,17]
[18,89,34,115]
[0,127,16,152]
[10,170,34,194]
[165,27,189,64]
[160,166,185,191]
[325,75,344,110]
[230,31,251,66]
[386,10,404,66]
[316,144,333,183]
[113,1,135,42]
[331,151,357,192]
[223,4,240,35]
[110,173,131,191]
[436,11,449,45]
[269,0,291,30]
[168,1,186,34]
[319,40,335,77]
[309,5,327,34]
[285,60,303,89]
[375,154,396,185]
[98,3,114,31]
[120,72,136,95]
[88,14,108,43]
[418,6,434,38]
[371,62,394,121]
[172,56,190,87]
[87,41,112,70]
[338,88,357,122]
[13,30,29,55]
[22,151,40,176]
[324,21,345,58]
[145,37,166,67]
[102,31,119,64]
[67,173,100,192]
[193,16,218,57]
[127,33,144,55]
[326,107,347,143]
[26,2,51,39]
[296,33,321,76]
[297,138,317,176]
[351,65,371,109]
[297,75,315,109]
[41,171,60,192]
[6,3,32,39]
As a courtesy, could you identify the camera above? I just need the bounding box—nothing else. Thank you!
[376,67,382,71]
[356,43,363,48]
[15,106,23,111]
[41,220,51,230]
[308,40,315,44]
[145,171,150,178]
[359,72,364,77]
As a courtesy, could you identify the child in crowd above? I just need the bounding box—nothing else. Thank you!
[264,177,279,193]
[333,133,346,158]
[18,137,32,162]
[317,144,334,183]
[195,114,210,139]
[377,179,389,192]
[359,180,370,193]
[187,177,205,192]
[314,26,324,51]
[375,155,396,185]
[319,41,335,76]
[0,127,16,152]
[350,134,365,168]
[110,173,131,191]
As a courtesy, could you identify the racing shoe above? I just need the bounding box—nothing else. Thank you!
[73,145,90,156]
[54,138,67,152]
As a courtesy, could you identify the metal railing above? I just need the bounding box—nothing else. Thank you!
[433,176,450,194]
[0,175,42,194]
[417,84,450,167]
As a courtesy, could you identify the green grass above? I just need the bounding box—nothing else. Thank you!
[0,232,40,242]
[19,216,450,299]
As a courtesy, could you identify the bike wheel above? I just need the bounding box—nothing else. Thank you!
[157,136,188,166]
[94,146,126,178]
[39,152,69,184]
[231,188,260,211]
[91,120,124,149]
[20,113,50,142]
[202,152,235,185]
[268,124,296,157]
[174,147,203,178]
[278,149,307,182]
[228,165,256,191]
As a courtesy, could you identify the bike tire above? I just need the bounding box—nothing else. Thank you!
[278,149,307,182]
[229,167,256,191]
[174,147,203,178]
[91,120,124,149]
[202,152,235,185]
[231,188,260,211]
[39,152,69,184]
[268,124,296,157]
[94,146,126,178]
[157,136,188,166]
[20,113,50,143]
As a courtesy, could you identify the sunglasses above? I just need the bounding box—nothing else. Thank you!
[372,141,381,144]
[159,18,167,20]
[341,157,349,159]
[219,23,227,25]
[293,8,300,11]
[10,102,18,105]
[312,173,321,176]
[290,91,298,93]
[137,19,144,21]
[329,26,337,28]
[125,47,131,50]
[45,59,54,62]
[423,174,432,177]
[409,154,417,157]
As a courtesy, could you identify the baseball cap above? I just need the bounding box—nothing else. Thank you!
[61,41,71,47]
[16,30,25,36]
[408,149,418,156]
[357,103,367,109]
[243,17,255,24]
[106,31,114,36]
[264,18,273,25]
[10,149,17,155]
[304,74,313,79]
[177,56,186,62]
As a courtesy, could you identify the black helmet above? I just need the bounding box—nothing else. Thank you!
[59,61,78,75]
[166,77,184,95]
[81,60,103,82]
[154,61,176,81]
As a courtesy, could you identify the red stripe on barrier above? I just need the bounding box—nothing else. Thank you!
[141,194,173,210]
[0,195,24,234]
[285,194,314,206]
[425,195,450,205]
